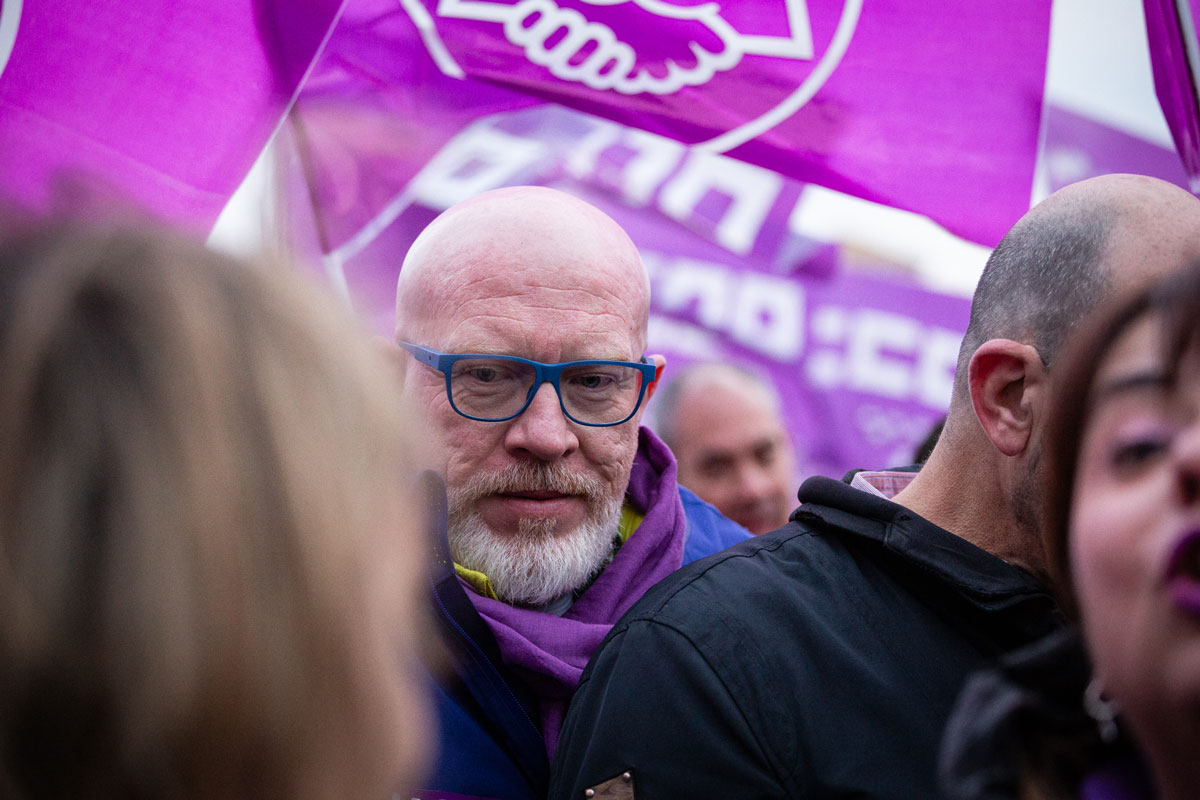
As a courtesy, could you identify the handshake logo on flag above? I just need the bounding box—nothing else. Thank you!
[420,0,827,95]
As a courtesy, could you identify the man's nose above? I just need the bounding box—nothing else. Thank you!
[733,463,772,502]
[503,382,579,461]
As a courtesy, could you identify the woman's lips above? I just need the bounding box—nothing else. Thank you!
[1165,529,1200,616]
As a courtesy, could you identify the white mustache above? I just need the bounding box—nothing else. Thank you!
[452,461,605,505]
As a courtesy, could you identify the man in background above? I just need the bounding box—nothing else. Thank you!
[655,363,797,534]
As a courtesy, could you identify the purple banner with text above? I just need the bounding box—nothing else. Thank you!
[283,104,969,480]
[293,0,1052,249]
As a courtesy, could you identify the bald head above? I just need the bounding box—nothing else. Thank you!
[396,186,651,348]
[949,174,1200,416]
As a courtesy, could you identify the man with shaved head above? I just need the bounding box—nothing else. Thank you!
[393,186,749,800]
[655,363,797,534]
[551,175,1200,800]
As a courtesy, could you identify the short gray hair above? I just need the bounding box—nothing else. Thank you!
[950,200,1116,410]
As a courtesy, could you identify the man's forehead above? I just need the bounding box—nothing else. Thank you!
[409,266,644,355]
[675,383,786,439]
[398,188,651,346]
[681,371,780,415]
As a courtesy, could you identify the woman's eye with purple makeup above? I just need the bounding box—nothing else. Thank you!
[1108,426,1173,474]
[1112,438,1167,466]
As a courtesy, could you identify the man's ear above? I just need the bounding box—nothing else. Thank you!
[967,339,1047,457]
[643,354,667,401]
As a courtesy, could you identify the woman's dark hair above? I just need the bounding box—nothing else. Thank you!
[1042,261,1200,619]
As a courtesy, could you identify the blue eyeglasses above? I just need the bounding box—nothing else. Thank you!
[399,342,657,427]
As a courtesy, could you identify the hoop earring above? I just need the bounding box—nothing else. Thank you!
[1083,678,1120,744]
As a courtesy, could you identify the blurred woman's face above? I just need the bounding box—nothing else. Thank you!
[1070,314,1200,744]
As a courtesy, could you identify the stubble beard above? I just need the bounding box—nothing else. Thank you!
[447,462,623,606]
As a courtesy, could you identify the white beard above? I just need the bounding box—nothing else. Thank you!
[447,462,623,606]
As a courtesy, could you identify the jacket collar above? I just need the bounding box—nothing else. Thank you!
[795,475,1055,613]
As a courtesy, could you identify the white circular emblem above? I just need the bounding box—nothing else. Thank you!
[406,0,862,156]
[0,0,22,80]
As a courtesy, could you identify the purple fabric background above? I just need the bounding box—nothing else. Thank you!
[0,0,341,231]
[1144,0,1200,193]
[283,103,970,480]
[1043,104,1189,192]
[293,0,1052,248]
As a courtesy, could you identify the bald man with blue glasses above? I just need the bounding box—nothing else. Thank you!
[393,186,750,800]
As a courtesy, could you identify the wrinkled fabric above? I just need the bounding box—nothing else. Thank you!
[0,1,340,229]
[551,474,1063,800]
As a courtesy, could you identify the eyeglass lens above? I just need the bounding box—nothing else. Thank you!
[449,357,643,423]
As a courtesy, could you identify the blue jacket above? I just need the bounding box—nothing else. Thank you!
[415,438,751,800]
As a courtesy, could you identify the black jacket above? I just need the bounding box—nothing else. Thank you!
[550,475,1063,800]
[939,627,1153,800]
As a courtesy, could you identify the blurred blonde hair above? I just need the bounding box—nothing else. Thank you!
[0,223,427,800]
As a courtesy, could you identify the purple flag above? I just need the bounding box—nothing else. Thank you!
[281,104,968,478]
[1043,104,1189,193]
[292,0,1051,249]
[0,0,342,231]
[1143,0,1200,193]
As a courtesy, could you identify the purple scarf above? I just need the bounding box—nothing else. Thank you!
[467,427,685,757]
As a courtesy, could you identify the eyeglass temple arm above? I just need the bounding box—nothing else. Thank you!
[398,341,445,370]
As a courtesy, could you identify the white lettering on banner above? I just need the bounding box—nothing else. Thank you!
[914,327,961,409]
[553,116,788,257]
[463,113,789,261]
[0,0,21,79]
[806,305,847,388]
[648,253,804,361]
[565,122,685,207]
[655,258,732,331]
[847,309,919,400]
[730,273,803,360]
[658,153,783,255]
[410,122,546,207]
[647,314,723,360]
[436,0,814,95]
[806,305,960,411]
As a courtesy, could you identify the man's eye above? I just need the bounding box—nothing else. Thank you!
[468,367,499,382]
[699,458,732,479]
[753,442,777,466]
[572,373,616,390]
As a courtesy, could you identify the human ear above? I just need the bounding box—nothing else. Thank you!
[643,354,667,401]
[967,339,1047,457]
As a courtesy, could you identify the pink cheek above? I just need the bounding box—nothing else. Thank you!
[1071,518,1143,619]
